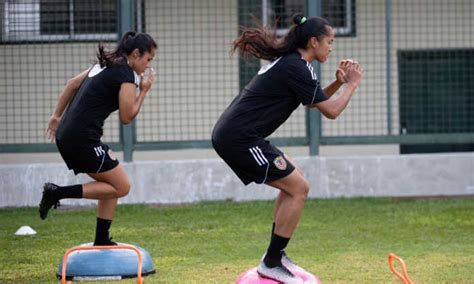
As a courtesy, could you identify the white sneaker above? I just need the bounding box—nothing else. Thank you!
[261,251,306,272]
[282,251,306,272]
[257,260,304,284]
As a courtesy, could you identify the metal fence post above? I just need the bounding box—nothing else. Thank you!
[305,0,322,156]
[385,0,393,135]
[118,0,136,162]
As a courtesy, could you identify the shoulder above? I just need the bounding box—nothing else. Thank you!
[281,52,304,64]
[284,53,318,80]
[257,52,305,74]
[86,64,104,77]
[282,52,311,71]
[110,63,132,73]
[110,64,140,86]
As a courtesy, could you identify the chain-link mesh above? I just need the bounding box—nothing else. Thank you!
[321,0,473,138]
[1,0,473,153]
[137,0,239,142]
[0,0,120,144]
[393,0,473,136]
[321,0,388,136]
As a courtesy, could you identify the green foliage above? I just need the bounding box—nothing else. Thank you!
[0,198,473,283]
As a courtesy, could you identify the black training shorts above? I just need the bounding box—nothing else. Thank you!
[56,139,119,175]
[213,138,295,185]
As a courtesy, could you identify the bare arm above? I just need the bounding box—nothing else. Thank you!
[323,59,353,98]
[323,79,344,98]
[308,63,363,119]
[118,69,156,124]
[45,68,90,140]
[311,83,358,119]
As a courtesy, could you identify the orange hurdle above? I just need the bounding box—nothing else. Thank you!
[388,253,413,284]
[60,245,143,284]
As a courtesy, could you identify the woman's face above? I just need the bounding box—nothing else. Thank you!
[131,48,156,74]
[314,27,335,63]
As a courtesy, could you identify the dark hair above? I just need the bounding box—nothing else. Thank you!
[97,31,157,68]
[232,14,331,61]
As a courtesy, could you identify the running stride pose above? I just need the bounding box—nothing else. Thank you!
[212,15,362,283]
[39,32,156,245]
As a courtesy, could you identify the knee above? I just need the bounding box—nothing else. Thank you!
[116,182,130,198]
[295,180,310,201]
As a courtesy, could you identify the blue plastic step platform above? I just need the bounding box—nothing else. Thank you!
[56,242,155,282]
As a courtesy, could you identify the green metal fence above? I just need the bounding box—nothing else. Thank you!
[1,0,473,160]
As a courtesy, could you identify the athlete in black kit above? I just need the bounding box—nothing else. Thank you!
[39,32,157,246]
[212,15,362,283]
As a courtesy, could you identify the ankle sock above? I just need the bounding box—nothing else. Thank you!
[264,233,290,268]
[94,217,112,245]
[53,184,83,200]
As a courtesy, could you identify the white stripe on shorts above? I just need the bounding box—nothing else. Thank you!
[249,146,268,166]
[249,147,263,166]
[255,146,268,164]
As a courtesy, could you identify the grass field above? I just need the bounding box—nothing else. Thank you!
[1,198,473,283]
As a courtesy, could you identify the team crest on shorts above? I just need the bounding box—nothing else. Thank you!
[108,149,117,161]
[273,156,287,170]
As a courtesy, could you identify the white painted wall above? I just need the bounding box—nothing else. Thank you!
[1,153,472,208]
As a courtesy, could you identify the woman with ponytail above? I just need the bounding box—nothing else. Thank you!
[212,15,362,283]
[40,32,157,246]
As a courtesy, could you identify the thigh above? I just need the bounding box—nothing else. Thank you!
[266,168,308,197]
[87,163,130,191]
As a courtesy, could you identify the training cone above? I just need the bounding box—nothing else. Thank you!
[15,225,37,235]
[236,267,321,284]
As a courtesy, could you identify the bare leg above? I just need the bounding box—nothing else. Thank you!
[86,164,130,220]
[257,167,310,281]
[271,154,305,224]
[266,169,309,238]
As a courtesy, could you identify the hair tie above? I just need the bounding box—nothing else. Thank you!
[299,17,307,25]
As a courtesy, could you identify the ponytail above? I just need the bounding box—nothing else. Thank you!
[97,31,157,68]
[232,14,331,60]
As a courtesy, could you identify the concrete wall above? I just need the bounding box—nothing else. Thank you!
[1,153,472,208]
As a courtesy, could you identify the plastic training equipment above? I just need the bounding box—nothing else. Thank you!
[236,267,321,284]
[388,253,413,284]
[57,243,155,284]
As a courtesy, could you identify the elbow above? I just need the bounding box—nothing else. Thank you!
[313,101,341,120]
[119,114,133,124]
[119,110,138,124]
[323,110,339,120]
[120,117,133,124]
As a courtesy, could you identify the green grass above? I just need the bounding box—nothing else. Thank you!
[1,198,473,283]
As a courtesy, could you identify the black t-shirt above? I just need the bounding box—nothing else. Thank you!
[56,63,139,144]
[213,51,327,143]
